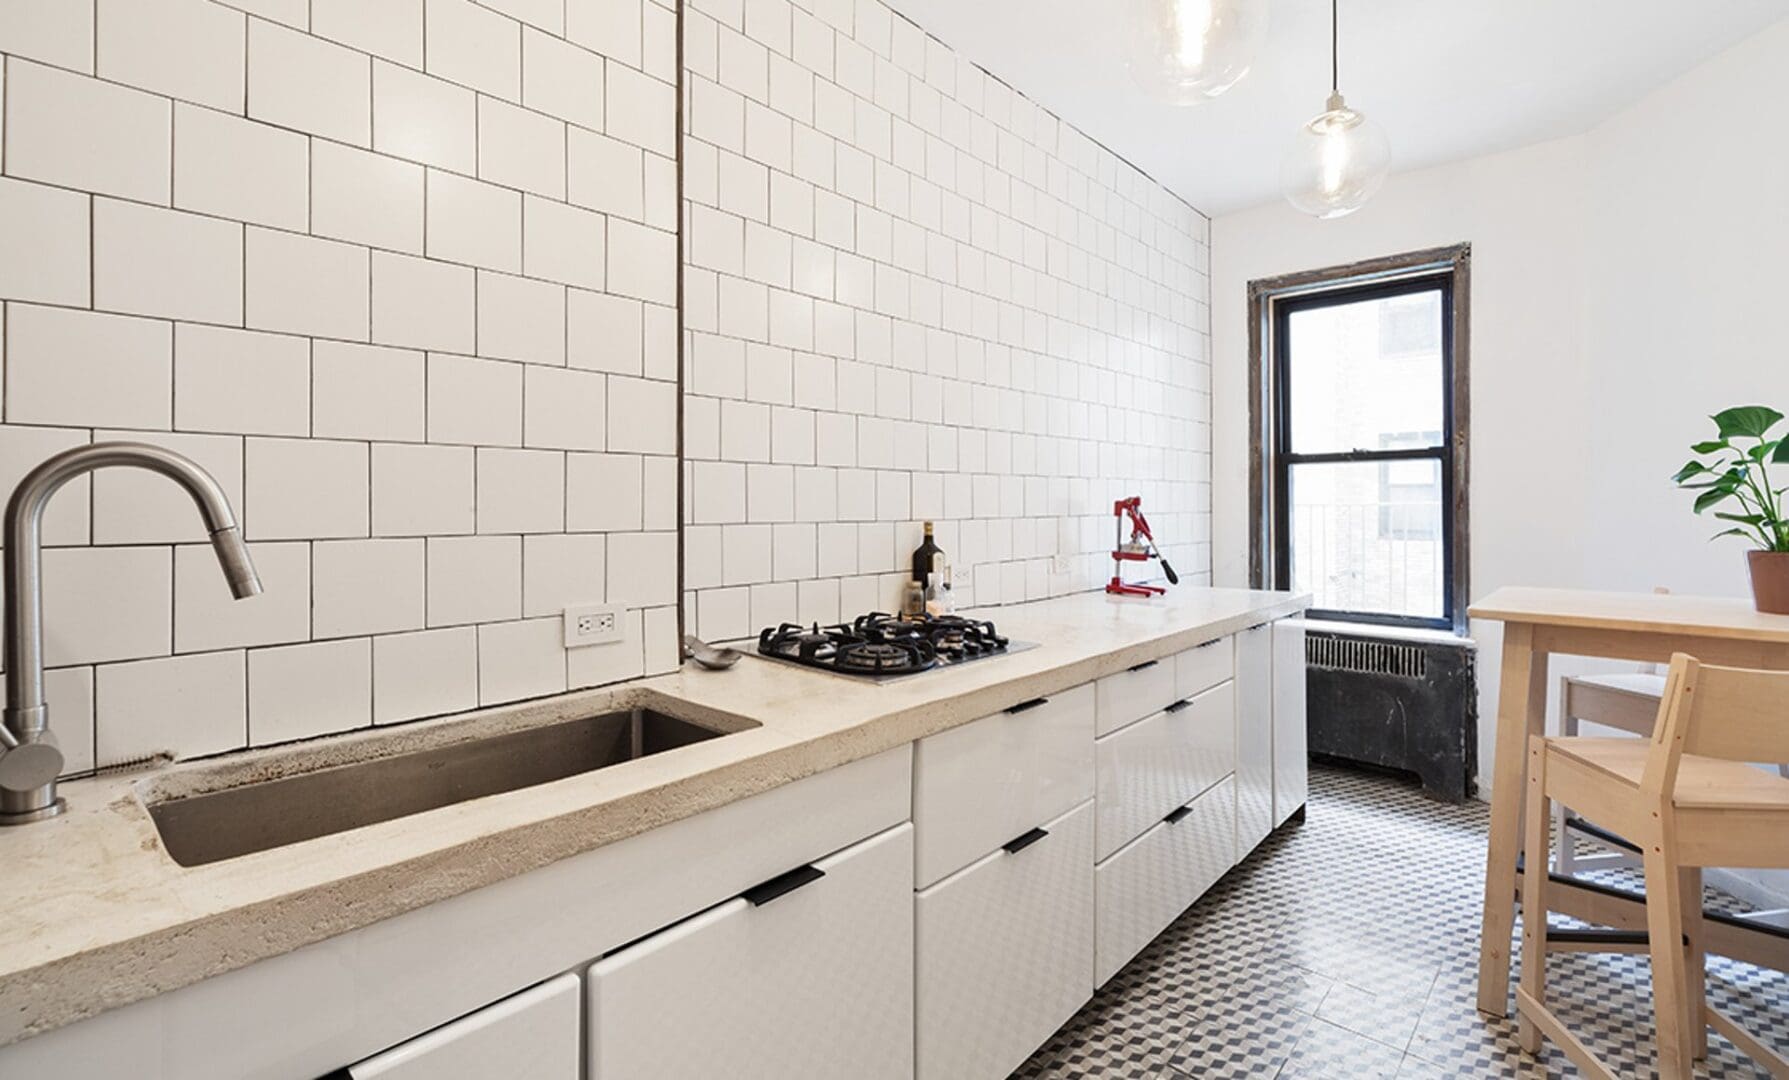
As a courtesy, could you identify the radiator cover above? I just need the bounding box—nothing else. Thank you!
[1304,629,1478,802]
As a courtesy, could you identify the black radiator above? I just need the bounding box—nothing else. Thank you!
[1305,630,1478,802]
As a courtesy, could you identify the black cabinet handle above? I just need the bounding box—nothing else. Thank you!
[1002,827,1049,854]
[742,864,825,906]
[1126,659,1160,673]
[1164,698,1192,713]
[1004,697,1049,714]
[1192,637,1220,649]
[1164,805,1193,825]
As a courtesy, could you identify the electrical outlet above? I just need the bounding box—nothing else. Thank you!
[563,604,625,648]
[1052,554,1074,576]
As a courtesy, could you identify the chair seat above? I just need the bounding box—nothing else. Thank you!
[1550,737,1789,810]
[1566,672,1668,700]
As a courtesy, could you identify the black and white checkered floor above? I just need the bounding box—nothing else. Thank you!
[1013,765,1789,1078]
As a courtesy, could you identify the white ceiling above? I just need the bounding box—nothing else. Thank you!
[890,0,1789,217]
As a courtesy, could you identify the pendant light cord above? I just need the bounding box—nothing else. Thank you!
[1331,0,1339,94]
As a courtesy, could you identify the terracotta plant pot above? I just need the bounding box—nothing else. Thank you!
[1747,550,1789,615]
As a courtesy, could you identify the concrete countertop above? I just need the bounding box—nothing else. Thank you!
[0,585,1305,1047]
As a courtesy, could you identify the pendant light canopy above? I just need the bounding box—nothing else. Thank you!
[1123,0,1269,105]
[1282,0,1390,218]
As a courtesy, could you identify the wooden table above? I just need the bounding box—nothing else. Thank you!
[1471,586,1789,1016]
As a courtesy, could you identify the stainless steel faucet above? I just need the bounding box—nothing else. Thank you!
[0,443,262,824]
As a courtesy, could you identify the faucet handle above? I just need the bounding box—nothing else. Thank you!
[0,739,63,799]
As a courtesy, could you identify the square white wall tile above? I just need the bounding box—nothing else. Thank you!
[372,61,476,172]
[93,199,242,325]
[523,533,606,616]
[91,430,243,545]
[175,541,310,653]
[313,342,426,442]
[373,627,477,724]
[174,325,311,437]
[565,452,643,532]
[41,546,171,667]
[4,59,170,203]
[313,539,427,638]
[97,0,246,112]
[427,534,521,626]
[477,617,566,705]
[428,353,524,446]
[476,448,565,533]
[311,141,425,255]
[523,366,607,451]
[244,438,369,540]
[6,305,171,430]
[0,178,91,307]
[248,638,372,745]
[247,19,371,146]
[373,443,476,536]
[244,227,371,341]
[96,650,246,765]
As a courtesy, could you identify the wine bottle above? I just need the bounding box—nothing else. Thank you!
[911,522,943,587]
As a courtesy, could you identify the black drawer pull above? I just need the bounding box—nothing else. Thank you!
[742,864,825,906]
[1193,638,1220,649]
[1126,659,1160,673]
[1164,698,1192,713]
[1002,827,1049,854]
[1164,805,1193,825]
[1004,697,1049,714]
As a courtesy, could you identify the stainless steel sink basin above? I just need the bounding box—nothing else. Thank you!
[147,707,745,867]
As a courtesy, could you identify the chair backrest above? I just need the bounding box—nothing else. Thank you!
[1648,654,1789,774]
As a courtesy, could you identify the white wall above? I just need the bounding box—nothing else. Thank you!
[679,0,1212,642]
[0,0,682,772]
[1211,17,1789,795]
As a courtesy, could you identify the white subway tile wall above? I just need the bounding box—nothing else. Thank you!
[679,0,1211,639]
[0,0,679,771]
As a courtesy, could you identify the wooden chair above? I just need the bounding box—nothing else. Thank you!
[1518,654,1789,1080]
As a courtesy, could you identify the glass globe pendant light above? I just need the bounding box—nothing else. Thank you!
[1281,0,1390,218]
[1123,0,1269,105]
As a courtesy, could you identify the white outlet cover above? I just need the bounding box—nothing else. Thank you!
[563,603,626,648]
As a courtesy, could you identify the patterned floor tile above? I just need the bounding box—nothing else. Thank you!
[1009,765,1789,1079]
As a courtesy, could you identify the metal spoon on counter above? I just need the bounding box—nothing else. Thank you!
[682,635,742,670]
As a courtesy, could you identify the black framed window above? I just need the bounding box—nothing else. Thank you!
[1270,275,1457,630]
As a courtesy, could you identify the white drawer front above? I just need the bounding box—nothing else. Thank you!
[588,824,914,1080]
[913,681,1095,888]
[349,973,580,1080]
[1094,681,1235,861]
[1095,657,1178,737]
[916,799,1095,1080]
[1095,777,1236,987]
[1175,635,1234,701]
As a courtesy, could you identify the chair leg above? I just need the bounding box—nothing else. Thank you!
[1643,845,1691,1080]
[1555,686,1577,876]
[1681,866,1707,1060]
[1518,737,1551,1054]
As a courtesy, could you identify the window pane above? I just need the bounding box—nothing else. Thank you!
[1288,460,1444,620]
[1286,289,1444,455]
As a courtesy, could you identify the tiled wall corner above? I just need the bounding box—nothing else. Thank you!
[0,0,681,771]
[678,0,1212,641]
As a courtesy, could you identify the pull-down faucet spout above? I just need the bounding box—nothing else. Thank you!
[0,443,262,824]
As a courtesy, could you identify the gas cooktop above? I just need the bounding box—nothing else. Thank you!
[756,612,1036,680]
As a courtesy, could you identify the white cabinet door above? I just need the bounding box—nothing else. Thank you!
[916,800,1095,1080]
[1094,681,1234,861]
[913,682,1095,888]
[1273,620,1308,827]
[587,824,913,1080]
[1234,622,1274,860]
[1094,777,1235,987]
[348,973,580,1080]
[1175,635,1233,701]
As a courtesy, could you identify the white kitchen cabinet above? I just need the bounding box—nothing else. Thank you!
[587,823,913,1080]
[1273,620,1308,826]
[1095,657,1179,737]
[912,682,1095,888]
[916,799,1095,1080]
[348,974,579,1080]
[1094,681,1235,862]
[1175,635,1233,701]
[1234,622,1275,861]
[1094,776,1236,986]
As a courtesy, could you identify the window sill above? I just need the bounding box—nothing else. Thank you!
[1296,617,1476,649]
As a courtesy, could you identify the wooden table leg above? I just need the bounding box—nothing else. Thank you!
[1477,622,1549,1015]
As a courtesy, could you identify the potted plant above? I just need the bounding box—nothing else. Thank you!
[1673,406,1789,614]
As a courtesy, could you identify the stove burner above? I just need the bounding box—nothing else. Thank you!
[756,612,1013,678]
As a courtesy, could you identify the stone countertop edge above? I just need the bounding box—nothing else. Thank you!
[0,586,1307,1047]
